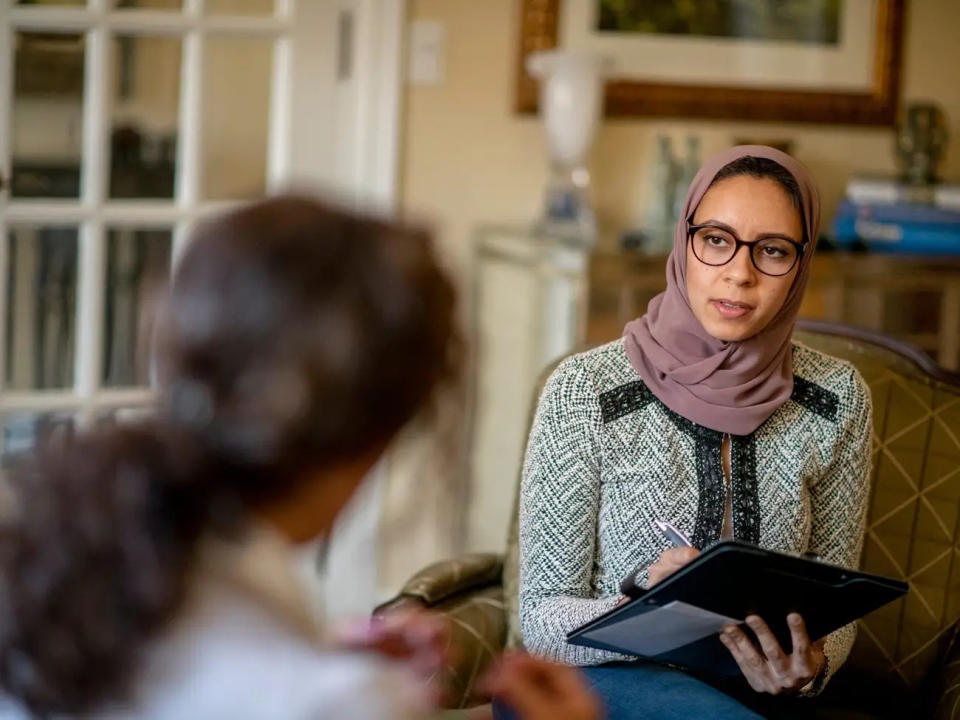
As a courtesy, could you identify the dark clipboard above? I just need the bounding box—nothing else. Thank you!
[567,540,908,676]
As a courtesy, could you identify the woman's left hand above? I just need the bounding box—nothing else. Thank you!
[719,613,825,695]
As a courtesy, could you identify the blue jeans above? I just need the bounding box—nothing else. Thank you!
[492,661,770,720]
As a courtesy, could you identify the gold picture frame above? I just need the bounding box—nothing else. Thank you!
[516,0,905,125]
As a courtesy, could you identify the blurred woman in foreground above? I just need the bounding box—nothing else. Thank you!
[0,196,600,720]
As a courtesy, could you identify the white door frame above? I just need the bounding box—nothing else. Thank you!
[307,0,408,616]
[287,0,405,212]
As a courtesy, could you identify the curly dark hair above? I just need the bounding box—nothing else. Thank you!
[0,425,207,716]
[0,195,460,717]
[157,194,460,487]
[710,155,806,241]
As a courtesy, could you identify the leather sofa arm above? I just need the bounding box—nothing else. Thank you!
[375,553,507,708]
[376,553,504,610]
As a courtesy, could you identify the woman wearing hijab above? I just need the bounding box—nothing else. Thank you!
[513,146,872,718]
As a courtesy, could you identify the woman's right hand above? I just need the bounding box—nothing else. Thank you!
[486,652,602,720]
[647,546,700,587]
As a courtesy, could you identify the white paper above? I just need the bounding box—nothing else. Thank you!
[580,601,741,657]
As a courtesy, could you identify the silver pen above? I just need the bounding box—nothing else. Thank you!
[655,519,693,548]
[618,519,695,597]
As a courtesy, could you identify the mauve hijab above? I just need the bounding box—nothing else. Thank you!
[623,145,820,436]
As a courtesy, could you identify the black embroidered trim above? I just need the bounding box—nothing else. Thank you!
[651,402,727,548]
[662,403,696,436]
[596,377,758,549]
[791,376,839,422]
[691,427,725,549]
[594,371,835,556]
[599,381,655,424]
[730,435,760,545]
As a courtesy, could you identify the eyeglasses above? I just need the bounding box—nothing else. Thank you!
[687,220,805,277]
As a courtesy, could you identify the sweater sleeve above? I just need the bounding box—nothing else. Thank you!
[517,355,632,666]
[801,365,873,695]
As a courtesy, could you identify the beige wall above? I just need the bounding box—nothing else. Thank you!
[400,0,960,273]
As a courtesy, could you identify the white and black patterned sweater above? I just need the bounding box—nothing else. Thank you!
[518,337,872,693]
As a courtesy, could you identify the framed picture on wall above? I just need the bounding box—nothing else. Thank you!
[516,0,905,125]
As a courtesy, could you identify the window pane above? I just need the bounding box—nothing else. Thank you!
[110,36,181,199]
[202,37,272,199]
[206,0,273,15]
[103,228,171,387]
[5,227,78,391]
[1,412,75,469]
[12,33,85,198]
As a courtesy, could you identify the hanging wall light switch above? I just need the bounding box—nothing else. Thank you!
[408,20,445,86]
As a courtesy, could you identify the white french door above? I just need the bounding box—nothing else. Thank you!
[0,0,404,464]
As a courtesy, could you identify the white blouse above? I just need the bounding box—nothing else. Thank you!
[1,525,428,720]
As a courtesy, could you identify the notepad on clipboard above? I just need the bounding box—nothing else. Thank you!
[568,540,908,677]
[583,601,740,656]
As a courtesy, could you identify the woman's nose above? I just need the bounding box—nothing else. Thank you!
[721,245,757,285]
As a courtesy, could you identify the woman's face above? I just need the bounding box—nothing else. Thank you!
[684,175,803,343]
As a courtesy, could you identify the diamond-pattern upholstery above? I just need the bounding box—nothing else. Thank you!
[790,326,960,717]
[380,323,960,717]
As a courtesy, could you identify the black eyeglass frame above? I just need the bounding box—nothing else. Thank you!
[686,219,806,277]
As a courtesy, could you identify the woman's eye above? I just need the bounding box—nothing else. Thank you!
[706,235,730,247]
[761,245,788,258]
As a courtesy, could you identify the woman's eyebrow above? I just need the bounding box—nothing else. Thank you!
[693,218,799,243]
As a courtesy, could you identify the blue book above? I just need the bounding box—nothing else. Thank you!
[831,213,960,254]
[833,199,960,227]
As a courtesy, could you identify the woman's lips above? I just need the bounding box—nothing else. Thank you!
[711,299,754,319]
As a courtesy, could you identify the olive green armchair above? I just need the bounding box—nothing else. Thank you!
[377,321,960,718]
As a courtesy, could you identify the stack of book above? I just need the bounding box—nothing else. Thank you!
[830,176,960,254]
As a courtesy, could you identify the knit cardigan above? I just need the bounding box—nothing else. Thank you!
[518,337,872,693]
